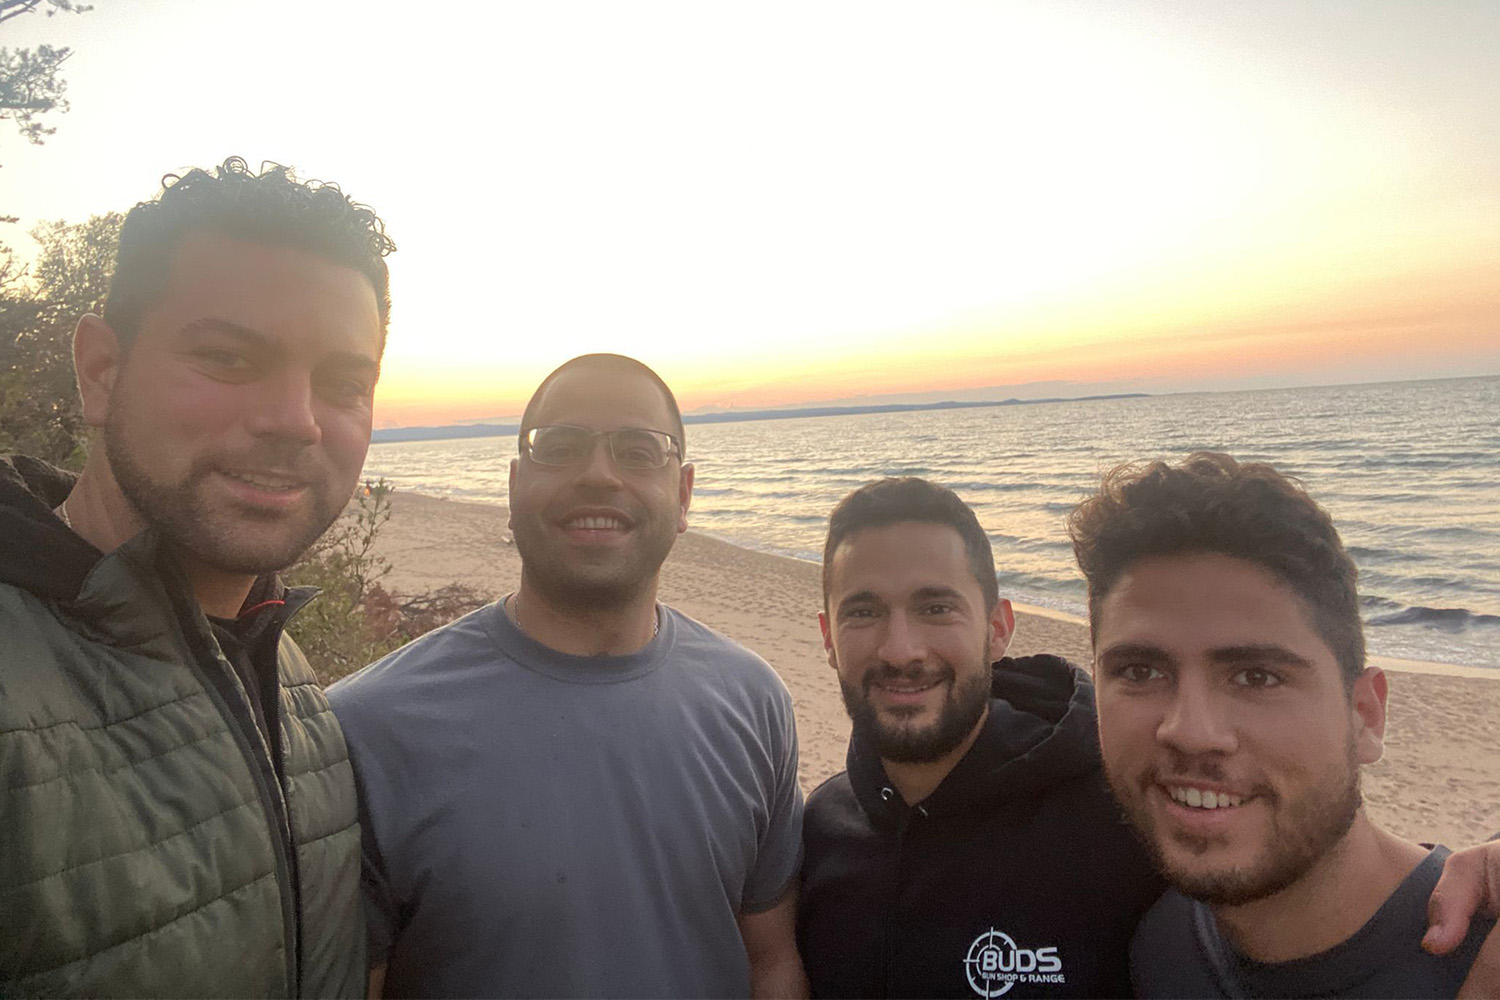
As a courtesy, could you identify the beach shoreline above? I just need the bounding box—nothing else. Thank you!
[368,490,1500,848]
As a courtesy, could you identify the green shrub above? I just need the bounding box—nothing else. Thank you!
[286,479,492,684]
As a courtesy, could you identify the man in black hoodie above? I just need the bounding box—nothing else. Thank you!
[797,477,1164,998]
[799,475,1500,1000]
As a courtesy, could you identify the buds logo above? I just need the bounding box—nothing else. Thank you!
[964,929,1065,997]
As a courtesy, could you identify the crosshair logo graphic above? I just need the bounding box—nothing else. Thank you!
[964,928,1064,998]
[965,929,1020,998]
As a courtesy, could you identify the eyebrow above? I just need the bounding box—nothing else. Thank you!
[1208,644,1316,669]
[177,316,380,373]
[835,591,883,615]
[1096,642,1315,670]
[911,585,968,605]
[178,316,264,342]
[1097,642,1172,665]
[834,585,969,615]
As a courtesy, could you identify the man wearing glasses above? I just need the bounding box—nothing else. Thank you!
[328,354,807,998]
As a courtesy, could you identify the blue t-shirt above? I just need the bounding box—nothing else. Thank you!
[327,603,804,999]
[1130,847,1494,998]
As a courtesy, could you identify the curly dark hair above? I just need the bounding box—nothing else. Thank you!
[1068,451,1364,686]
[823,477,999,613]
[103,156,395,349]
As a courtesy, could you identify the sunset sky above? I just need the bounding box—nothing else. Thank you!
[6,1,1498,427]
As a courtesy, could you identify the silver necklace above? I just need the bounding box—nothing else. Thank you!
[506,591,659,638]
[54,500,72,529]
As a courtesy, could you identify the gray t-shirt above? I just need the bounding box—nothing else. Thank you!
[327,602,803,999]
[1130,847,1495,998]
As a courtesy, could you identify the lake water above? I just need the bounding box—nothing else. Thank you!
[365,375,1500,669]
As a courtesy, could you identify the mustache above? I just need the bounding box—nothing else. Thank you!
[864,661,954,690]
[1144,755,1277,804]
[186,448,326,485]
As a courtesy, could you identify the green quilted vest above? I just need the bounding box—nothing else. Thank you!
[0,529,366,997]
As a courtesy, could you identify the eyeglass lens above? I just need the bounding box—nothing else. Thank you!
[527,426,675,469]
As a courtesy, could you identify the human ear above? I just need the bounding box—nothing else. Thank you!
[507,459,518,530]
[818,610,837,670]
[1351,666,1389,764]
[676,463,694,534]
[989,598,1016,660]
[74,314,122,428]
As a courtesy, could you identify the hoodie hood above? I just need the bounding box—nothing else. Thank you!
[0,455,101,601]
[846,653,1102,828]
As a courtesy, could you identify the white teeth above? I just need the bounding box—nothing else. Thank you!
[227,472,299,490]
[1168,786,1244,810]
[570,516,623,530]
[881,681,938,693]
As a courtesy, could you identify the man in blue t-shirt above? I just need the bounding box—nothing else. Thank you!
[1070,452,1497,997]
[329,354,806,998]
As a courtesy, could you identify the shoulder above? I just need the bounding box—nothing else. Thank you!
[1130,891,1215,996]
[326,602,500,717]
[662,606,793,706]
[804,771,860,833]
[1386,847,1498,993]
[1133,888,1197,946]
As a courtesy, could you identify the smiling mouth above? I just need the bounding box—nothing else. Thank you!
[1166,785,1246,810]
[566,515,627,530]
[222,470,307,492]
[871,675,946,698]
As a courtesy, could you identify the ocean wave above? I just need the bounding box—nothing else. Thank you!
[1366,605,1500,633]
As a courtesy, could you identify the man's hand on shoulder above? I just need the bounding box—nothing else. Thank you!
[738,886,809,999]
[1423,839,1500,998]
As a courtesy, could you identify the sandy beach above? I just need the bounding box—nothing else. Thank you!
[372,490,1500,850]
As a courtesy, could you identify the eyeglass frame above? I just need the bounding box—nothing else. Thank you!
[518,423,685,470]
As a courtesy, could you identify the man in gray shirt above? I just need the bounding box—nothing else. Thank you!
[328,354,806,998]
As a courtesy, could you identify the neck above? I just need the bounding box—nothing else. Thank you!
[882,705,990,806]
[65,454,256,619]
[512,573,660,656]
[1213,813,1427,963]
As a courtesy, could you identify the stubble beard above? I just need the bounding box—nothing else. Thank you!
[841,640,993,764]
[510,496,679,615]
[104,415,338,576]
[1112,738,1363,907]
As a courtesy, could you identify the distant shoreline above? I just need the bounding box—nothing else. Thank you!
[370,392,1150,444]
[371,372,1499,445]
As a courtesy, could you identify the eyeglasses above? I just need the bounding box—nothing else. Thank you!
[521,425,683,470]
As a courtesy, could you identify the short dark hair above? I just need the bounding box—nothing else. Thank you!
[518,353,686,455]
[822,477,999,612]
[104,156,395,349]
[1069,451,1364,686]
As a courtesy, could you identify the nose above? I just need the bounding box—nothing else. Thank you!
[574,435,624,487]
[876,611,926,667]
[1156,673,1238,756]
[244,371,321,446]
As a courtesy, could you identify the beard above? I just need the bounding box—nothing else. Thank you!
[1114,739,1363,907]
[841,641,992,764]
[105,416,339,576]
[509,489,679,613]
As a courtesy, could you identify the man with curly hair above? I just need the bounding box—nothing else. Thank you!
[0,157,394,996]
[1072,452,1497,997]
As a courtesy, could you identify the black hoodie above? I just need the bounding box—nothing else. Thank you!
[798,654,1165,999]
[0,454,100,598]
